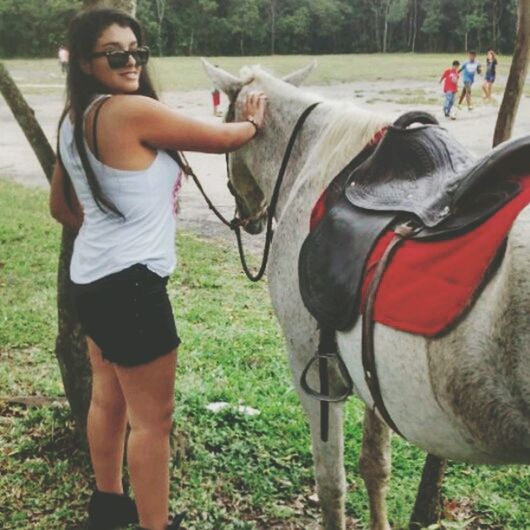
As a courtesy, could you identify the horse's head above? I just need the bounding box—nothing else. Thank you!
[202,59,316,234]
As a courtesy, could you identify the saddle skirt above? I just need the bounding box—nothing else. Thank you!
[299,121,530,333]
[359,175,530,336]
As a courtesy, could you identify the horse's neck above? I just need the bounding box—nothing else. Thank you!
[273,107,328,217]
[266,99,387,222]
[251,94,321,204]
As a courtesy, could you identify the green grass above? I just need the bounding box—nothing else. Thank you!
[2,53,515,95]
[1,178,530,529]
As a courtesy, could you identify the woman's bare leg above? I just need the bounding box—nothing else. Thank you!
[87,338,128,493]
[115,351,177,530]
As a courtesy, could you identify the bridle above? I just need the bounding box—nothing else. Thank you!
[175,98,321,282]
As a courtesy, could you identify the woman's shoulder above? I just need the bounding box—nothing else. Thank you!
[103,95,166,124]
[107,94,162,113]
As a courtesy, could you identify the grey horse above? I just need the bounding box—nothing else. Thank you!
[203,60,530,530]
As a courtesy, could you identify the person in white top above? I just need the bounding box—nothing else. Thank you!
[58,45,69,73]
[49,8,266,530]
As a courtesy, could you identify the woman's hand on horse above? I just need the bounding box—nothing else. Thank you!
[243,91,267,130]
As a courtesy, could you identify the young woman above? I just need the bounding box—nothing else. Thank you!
[49,8,266,530]
[482,49,498,100]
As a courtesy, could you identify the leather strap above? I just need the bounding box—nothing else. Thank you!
[91,96,112,160]
[233,101,321,282]
[361,221,418,438]
[300,326,353,441]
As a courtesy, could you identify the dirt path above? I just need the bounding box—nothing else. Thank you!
[2,80,530,251]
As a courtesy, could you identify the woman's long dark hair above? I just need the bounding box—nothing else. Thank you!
[57,8,159,217]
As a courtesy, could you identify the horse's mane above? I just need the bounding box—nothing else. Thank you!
[299,102,390,186]
[242,65,391,193]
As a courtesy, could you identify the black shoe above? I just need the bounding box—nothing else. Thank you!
[167,512,186,529]
[88,490,139,530]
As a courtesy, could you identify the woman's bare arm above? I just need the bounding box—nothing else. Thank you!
[49,162,84,232]
[117,93,266,154]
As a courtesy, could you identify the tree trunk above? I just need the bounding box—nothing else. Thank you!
[374,9,381,52]
[155,0,166,57]
[189,29,194,56]
[83,0,136,16]
[0,56,91,442]
[55,229,92,442]
[493,0,530,146]
[0,63,55,183]
[270,0,277,55]
[407,0,417,51]
[1,0,137,441]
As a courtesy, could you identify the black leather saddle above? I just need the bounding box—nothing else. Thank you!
[299,113,530,332]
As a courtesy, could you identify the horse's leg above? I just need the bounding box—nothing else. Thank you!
[359,408,392,530]
[290,351,347,530]
[409,454,447,530]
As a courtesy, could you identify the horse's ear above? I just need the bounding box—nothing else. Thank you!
[201,58,243,100]
[282,61,317,87]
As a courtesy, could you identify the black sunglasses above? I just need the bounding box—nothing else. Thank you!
[90,46,150,69]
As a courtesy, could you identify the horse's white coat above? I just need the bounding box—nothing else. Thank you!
[204,61,530,530]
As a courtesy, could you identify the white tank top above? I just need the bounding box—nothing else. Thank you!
[59,95,182,284]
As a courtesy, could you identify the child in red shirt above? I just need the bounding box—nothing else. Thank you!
[439,60,460,118]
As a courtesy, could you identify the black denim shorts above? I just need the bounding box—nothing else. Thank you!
[71,264,180,367]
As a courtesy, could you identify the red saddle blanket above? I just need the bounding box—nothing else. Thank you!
[359,175,530,337]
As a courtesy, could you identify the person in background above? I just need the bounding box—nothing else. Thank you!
[439,59,460,119]
[212,87,221,116]
[211,64,222,116]
[58,44,69,74]
[457,50,482,111]
[482,49,498,101]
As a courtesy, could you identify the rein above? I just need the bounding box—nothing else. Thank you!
[176,101,321,282]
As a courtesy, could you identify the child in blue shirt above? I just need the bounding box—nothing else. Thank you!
[457,51,482,110]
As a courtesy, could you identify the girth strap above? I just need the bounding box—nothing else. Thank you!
[361,221,418,438]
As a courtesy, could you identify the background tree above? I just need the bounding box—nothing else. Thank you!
[226,0,263,56]
[0,0,521,57]
[494,0,530,146]
[268,0,279,55]
[84,0,136,15]
[154,0,166,56]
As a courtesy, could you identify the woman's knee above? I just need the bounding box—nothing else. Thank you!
[90,389,127,419]
[129,401,174,436]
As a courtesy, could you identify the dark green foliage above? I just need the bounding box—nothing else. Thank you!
[0,0,519,58]
[0,0,82,58]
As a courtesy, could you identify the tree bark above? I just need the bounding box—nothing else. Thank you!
[493,0,530,147]
[83,0,136,16]
[3,1,141,436]
[155,0,166,57]
[412,0,417,52]
[270,0,277,55]
[0,63,55,183]
[0,56,91,441]
[55,229,92,441]
[189,29,194,56]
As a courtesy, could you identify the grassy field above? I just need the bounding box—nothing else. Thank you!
[1,178,530,530]
[2,53,514,95]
